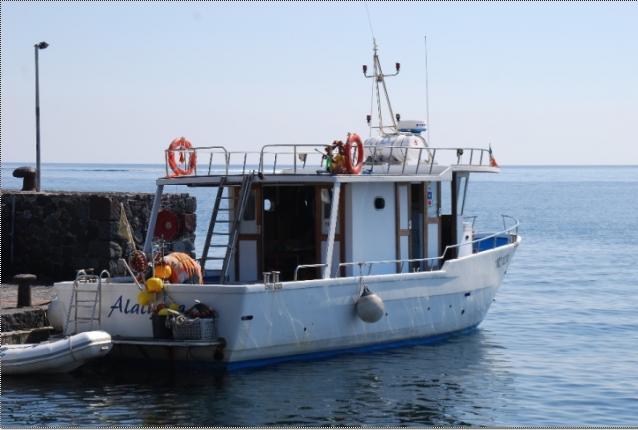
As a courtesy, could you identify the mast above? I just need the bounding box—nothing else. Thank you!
[362,39,401,136]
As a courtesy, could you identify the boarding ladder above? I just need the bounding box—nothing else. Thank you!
[200,173,255,283]
[64,269,109,335]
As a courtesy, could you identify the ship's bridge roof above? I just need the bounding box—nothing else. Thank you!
[157,144,499,187]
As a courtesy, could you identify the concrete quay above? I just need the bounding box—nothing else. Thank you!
[0,284,55,344]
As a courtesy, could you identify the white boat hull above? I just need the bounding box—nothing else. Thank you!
[50,239,519,368]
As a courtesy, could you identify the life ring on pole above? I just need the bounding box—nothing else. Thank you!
[167,137,197,177]
[344,133,364,175]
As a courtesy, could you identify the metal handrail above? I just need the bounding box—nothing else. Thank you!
[293,263,328,281]
[164,146,229,177]
[337,215,519,277]
[164,143,496,178]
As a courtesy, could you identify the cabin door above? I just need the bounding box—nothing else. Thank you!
[426,182,441,269]
[395,183,427,272]
[409,183,426,271]
[261,185,318,281]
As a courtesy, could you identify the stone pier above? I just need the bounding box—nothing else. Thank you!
[1,191,196,284]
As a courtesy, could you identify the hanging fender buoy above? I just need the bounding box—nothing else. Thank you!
[167,137,197,177]
[355,286,385,323]
[344,133,364,175]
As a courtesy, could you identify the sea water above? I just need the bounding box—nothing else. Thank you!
[2,164,637,427]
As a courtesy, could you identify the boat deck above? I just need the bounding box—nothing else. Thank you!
[159,143,499,186]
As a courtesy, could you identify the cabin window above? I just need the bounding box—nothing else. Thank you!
[374,197,385,210]
[440,182,452,216]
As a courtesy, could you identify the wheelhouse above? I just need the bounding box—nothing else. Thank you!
[143,144,517,285]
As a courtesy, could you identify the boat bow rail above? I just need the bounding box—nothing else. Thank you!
[162,144,499,183]
[324,215,519,279]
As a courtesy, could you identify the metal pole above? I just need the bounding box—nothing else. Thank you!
[323,182,341,279]
[143,184,164,253]
[35,45,41,191]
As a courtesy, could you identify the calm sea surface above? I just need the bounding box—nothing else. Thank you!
[2,164,638,427]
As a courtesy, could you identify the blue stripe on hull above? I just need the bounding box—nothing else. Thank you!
[226,324,480,371]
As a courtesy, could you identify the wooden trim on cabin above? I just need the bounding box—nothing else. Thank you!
[421,182,429,258]
[406,183,414,272]
[233,186,240,282]
[339,185,346,277]
[314,185,323,279]
[237,234,260,241]
[255,185,263,278]
[448,173,459,261]
[394,183,400,273]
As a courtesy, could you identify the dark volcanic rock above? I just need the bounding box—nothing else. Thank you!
[1,191,196,283]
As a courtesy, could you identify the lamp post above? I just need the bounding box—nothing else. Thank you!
[34,41,49,192]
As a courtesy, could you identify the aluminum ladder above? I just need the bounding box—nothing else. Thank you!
[64,269,109,335]
[199,173,255,283]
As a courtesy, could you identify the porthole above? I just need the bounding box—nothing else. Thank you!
[264,198,273,212]
[374,197,385,210]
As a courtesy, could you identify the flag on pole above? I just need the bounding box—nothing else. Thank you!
[489,144,499,168]
[118,203,136,251]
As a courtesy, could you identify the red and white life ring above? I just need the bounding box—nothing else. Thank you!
[167,137,197,177]
[344,133,364,175]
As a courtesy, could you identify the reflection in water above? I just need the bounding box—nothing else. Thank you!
[2,330,514,427]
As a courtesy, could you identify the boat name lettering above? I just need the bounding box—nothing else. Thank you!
[108,296,152,318]
[496,255,510,268]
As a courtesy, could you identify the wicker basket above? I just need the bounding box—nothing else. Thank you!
[171,317,216,340]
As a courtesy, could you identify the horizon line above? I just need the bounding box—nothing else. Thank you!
[3,161,638,168]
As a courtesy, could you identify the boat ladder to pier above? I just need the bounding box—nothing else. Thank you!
[199,173,255,283]
[64,269,108,335]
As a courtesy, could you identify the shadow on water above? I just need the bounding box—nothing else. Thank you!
[2,329,515,427]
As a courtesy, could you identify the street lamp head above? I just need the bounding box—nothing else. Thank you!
[35,41,49,49]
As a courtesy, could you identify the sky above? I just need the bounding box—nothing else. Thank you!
[2,1,637,165]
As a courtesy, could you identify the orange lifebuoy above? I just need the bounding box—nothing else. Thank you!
[344,133,364,175]
[167,137,197,177]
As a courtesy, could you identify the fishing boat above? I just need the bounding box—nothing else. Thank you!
[0,331,112,375]
[49,43,520,370]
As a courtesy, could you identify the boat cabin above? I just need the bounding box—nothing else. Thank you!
[142,42,507,285]
[143,144,499,284]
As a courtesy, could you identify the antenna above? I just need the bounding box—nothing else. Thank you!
[362,40,401,134]
[424,35,431,144]
[364,3,376,41]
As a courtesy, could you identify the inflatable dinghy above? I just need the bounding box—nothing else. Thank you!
[0,331,112,375]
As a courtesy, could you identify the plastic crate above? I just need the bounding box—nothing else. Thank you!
[171,317,216,340]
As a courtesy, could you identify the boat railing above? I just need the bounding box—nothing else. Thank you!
[164,144,496,178]
[333,215,519,278]
[293,263,328,281]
